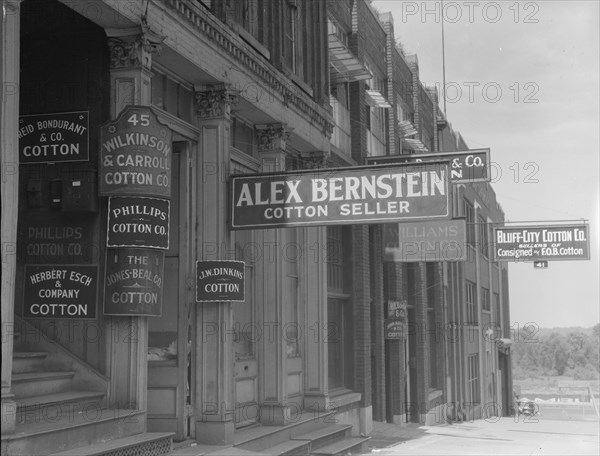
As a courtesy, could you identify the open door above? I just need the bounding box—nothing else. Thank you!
[147,141,194,440]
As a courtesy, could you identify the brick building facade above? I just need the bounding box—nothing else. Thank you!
[1,0,512,454]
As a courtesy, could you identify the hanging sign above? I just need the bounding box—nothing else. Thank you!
[385,300,407,340]
[107,197,170,249]
[196,260,245,302]
[493,224,590,262]
[18,111,89,164]
[367,149,490,183]
[383,219,467,262]
[99,106,172,198]
[231,162,450,229]
[104,248,164,316]
[23,265,97,319]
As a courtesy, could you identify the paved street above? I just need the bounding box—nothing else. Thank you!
[364,416,600,455]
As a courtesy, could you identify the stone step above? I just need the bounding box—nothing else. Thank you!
[259,438,311,456]
[48,431,174,456]
[1,408,146,456]
[310,437,370,456]
[292,424,352,450]
[16,390,105,425]
[12,351,49,373]
[11,370,75,397]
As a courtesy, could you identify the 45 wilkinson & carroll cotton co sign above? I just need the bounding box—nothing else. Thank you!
[230,162,450,229]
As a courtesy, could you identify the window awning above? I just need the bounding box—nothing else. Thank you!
[329,34,372,83]
[402,138,429,153]
[398,120,418,137]
[365,90,392,108]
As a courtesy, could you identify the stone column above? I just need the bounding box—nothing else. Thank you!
[1,0,23,434]
[254,123,296,425]
[194,84,238,444]
[105,24,163,412]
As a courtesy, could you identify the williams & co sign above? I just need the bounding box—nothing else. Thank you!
[384,219,467,262]
[493,224,590,262]
[230,163,450,229]
[99,106,172,198]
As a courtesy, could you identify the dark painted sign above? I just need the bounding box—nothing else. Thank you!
[18,111,89,164]
[230,162,450,229]
[367,149,490,183]
[99,106,172,198]
[384,300,407,340]
[18,213,97,264]
[383,219,467,262]
[493,224,590,262]
[104,248,164,316]
[196,260,245,302]
[107,197,170,249]
[23,265,97,319]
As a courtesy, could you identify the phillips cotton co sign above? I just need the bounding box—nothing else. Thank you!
[230,163,450,229]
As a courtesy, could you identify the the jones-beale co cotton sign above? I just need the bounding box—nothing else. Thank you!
[230,163,450,229]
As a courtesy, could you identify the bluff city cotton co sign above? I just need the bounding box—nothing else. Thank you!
[494,224,590,262]
[230,162,450,229]
[107,197,170,249]
[19,111,89,164]
[99,106,172,198]
[196,261,245,302]
[23,265,97,319]
[367,149,490,183]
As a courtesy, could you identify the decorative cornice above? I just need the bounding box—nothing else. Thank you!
[106,24,165,70]
[194,84,239,119]
[256,124,292,153]
[162,0,334,138]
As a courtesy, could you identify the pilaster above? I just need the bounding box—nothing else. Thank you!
[194,84,238,443]
[105,23,163,413]
[254,123,296,425]
[1,0,23,434]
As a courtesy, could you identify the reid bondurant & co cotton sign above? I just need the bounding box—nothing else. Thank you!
[366,149,490,183]
[230,162,450,229]
[104,248,164,316]
[107,197,170,249]
[196,260,245,302]
[493,224,590,262]
[18,111,89,164]
[99,106,172,198]
[383,219,467,262]
[23,265,98,319]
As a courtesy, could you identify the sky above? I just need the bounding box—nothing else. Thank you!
[373,0,600,328]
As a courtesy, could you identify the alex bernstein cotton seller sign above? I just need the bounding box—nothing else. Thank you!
[230,163,450,229]
[493,224,590,262]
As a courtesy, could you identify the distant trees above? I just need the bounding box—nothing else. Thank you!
[512,324,600,380]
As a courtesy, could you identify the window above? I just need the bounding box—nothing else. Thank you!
[464,199,475,247]
[482,287,490,312]
[231,115,255,156]
[466,280,478,325]
[283,0,298,74]
[232,229,255,359]
[151,71,192,122]
[327,226,351,390]
[494,292,501,325]
[468,354,480,403]
[478,216,489,257]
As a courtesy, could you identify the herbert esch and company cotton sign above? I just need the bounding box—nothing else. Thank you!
[494,225,590,262]
[230,163,450,229]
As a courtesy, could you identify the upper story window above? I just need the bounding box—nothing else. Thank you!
[283,0,298,73]
[464,199,475,247]
[466,280,478,325]
[231,115,256,157]
[478,215,489,258]
[482,287,490,312]
[151,70,193,123]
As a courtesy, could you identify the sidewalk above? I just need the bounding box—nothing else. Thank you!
[365,421,427,451]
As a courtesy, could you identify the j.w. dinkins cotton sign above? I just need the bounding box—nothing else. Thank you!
[230,162,450,229]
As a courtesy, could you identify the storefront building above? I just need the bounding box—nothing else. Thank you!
[1,1,512,455]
